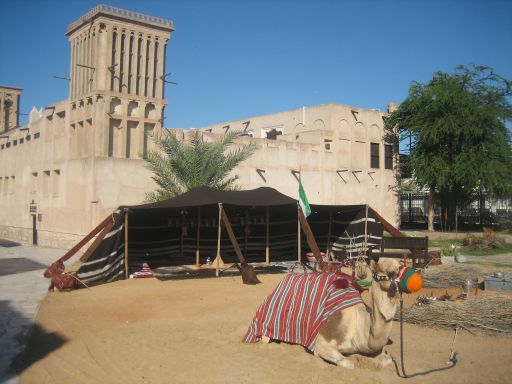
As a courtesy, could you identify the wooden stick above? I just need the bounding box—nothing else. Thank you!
[180,210,184,258]
[364,204,369,254]
[79,221,114,262]
[244,210,249,260]
[297,203,322,263]
[215,203,222,277]
[195,207,201,267]
[326,209,332,254]
[372,208,404,238]
[221,207,246,264]
[124,210,129,279]
[265,206,270,264]
[67,272,92,290]
[58,214,115,263]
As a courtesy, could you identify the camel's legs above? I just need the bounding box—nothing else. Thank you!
[314,339,354,369]
[374,351,393,368]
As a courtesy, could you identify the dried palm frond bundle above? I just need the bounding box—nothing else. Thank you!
[463,228,506,250]
[422,264,486,288]
[399,294,512,335]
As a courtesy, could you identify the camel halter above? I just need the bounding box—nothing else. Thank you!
[372,271,399,296]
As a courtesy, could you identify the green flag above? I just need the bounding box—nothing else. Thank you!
[298,176,311,217]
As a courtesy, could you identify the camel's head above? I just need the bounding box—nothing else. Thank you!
[370,257,401,298]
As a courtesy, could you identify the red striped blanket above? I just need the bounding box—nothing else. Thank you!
[243,272,363,351]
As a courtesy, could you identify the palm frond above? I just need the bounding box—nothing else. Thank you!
[144,129,255,202]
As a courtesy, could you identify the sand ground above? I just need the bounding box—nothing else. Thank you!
[16,267,512,384]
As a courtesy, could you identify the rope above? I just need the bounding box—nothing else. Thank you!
[392,293,458,378]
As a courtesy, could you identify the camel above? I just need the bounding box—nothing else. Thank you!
[259,257,402,369]
[313,257,401,368]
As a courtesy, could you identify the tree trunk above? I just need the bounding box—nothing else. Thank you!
[427,187,435,232]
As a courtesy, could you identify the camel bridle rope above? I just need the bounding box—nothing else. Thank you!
[392,291,459,378]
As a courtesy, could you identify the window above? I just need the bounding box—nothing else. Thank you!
[370,143,380,169]
[385,144,393,170]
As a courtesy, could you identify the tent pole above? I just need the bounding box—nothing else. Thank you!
[180,210,184,258]
[55,213,114,265]
[297,205,301,262]
[265,206,270,264]
[195,207,201,267]
[365,204,369,255]
[221,209,248,264]
[124,209,129,279]
[79,221,114,263]
[220,208,260,284]
[326,209,333,255]
[244,210,249,260]
[215,203,223,277]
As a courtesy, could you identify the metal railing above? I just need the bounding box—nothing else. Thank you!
[400,193,512,228]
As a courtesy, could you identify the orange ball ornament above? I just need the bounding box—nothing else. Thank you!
[398,267,423,293]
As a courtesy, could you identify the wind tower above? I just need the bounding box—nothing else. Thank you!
[0,86,22,133]
[66,4,174,158]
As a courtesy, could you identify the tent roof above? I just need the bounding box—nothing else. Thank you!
[127,187,298,211]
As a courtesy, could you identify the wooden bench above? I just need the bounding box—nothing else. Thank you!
[369,236,431,268]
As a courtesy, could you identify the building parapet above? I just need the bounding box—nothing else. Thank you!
[67,4,174,34]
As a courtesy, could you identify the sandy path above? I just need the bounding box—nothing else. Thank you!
[17,273,512,384]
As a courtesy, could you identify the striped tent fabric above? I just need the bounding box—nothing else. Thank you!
[76,213,126,285]
[243,272,363,351]
[71,187,388,287]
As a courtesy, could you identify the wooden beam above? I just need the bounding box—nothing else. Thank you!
[326,209,332,254]
[372,208,404,238]
[214,203,223,276]
[57,213,115,264]
[297,204,322,263]
[124,210,129,279]
[220,206,246,264]
[265,206,270,264]
[244,210,250,260]
[79,221,114,263]
[195,207,201,266]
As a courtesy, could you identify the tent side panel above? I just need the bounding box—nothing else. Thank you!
[76,213,126,285]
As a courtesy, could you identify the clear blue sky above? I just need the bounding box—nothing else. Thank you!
[1,0,511,129]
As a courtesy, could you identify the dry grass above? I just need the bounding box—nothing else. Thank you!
[422,264,487,289]
[463,228,507,250]
[400,294,512,335]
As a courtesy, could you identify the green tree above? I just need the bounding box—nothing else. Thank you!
[386,65,512,230]
[145,129,256,202]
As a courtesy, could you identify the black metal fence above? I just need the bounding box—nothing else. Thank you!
[400,193,512,229]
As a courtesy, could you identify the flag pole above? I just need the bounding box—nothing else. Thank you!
[297,205,301,262]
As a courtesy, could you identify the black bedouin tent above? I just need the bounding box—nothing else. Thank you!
[63,187,386,287]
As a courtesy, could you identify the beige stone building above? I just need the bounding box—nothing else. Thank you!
[0,4,399,249]
[191,102,399,218]
[0,86,23,133]
[0,5,173,248]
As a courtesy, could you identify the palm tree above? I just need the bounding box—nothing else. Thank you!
[144,129,256,202]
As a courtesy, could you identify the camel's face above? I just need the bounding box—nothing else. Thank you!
[370,258,401,297]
